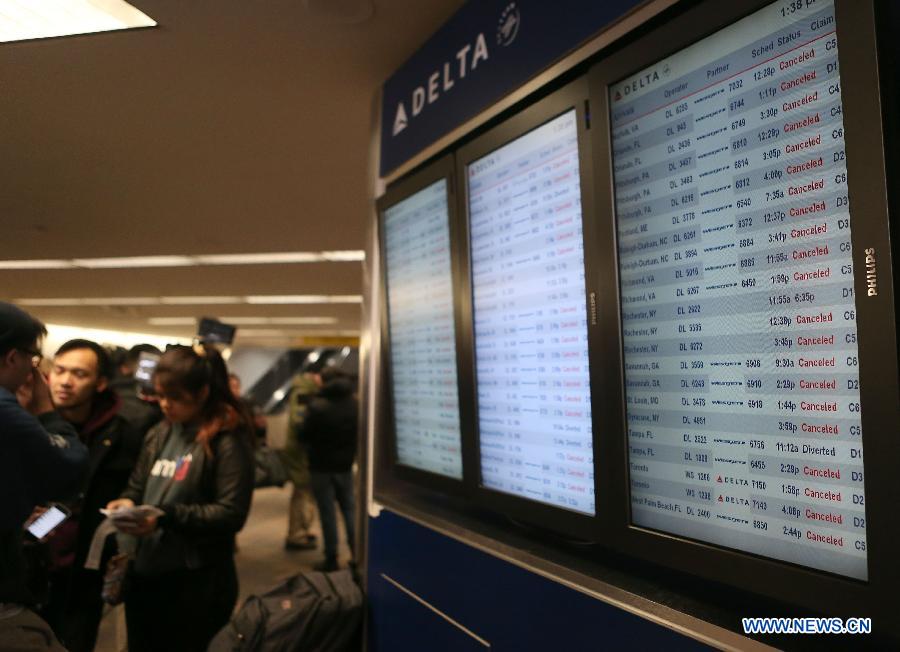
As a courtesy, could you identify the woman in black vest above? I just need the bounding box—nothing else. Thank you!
[107,344,254,652]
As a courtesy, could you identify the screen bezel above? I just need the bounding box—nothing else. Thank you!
[376,154,474,496]
[455,77,610,541]
[589,0,900,625]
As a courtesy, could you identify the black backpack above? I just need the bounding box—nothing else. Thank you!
[209,570,363,652]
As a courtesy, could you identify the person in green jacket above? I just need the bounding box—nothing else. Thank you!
[282,372,318,550]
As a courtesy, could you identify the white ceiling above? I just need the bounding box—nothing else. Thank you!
[0,0,465,345]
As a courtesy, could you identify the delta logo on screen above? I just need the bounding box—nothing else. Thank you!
[391,3,521,137]
[614,62,671,101]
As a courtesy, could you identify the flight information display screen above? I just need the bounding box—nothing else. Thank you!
[468,110,595,515]
[384,179,463,479]
[610,0,868,579]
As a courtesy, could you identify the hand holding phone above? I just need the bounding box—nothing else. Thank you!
[26,504,71,540]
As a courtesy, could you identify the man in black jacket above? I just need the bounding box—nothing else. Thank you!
[0,303,88,651]
[297,367,358,572]
[42,339,143,652]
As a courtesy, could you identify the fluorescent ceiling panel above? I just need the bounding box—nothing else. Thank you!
[245,295,363,304]
[321,250,366,262]
[73,255,194,268]
[0,250,366,269]
[269,317,338,325]
[81,296,158,305]
[245,295,331,305]
[17,295,362,306]
[15,298,89,306]
[195,252,324,265]
[147,316,339,327]
[0,0,157,43]
[159,296,243,305]
[0,259,74,270]
[237,328,361,338]
[147,317,197,326]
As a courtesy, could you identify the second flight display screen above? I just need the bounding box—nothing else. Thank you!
[468,110,595,515]
[610,0,867,580]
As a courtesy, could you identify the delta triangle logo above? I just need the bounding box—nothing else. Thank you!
[614,90,622,101]
[393,102,408,136]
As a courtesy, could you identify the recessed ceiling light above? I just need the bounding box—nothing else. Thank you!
[245,295,329,305]
[0,260,74,270]
[15,298,86,307]
[73,256,195,269]
[235,328,359,338]
[82,297,159,306]
[147,316,340,326]
[195,252,323,265]
[244,295,363,304]
[147,317,198,326]
[0,250,365,270]
[269,317,339,325]
[160,296,243,305]
[0,0,156,43]
[17,295,362,307]
[214,317,270,325]
[216,316,340,325]
[321,250,366,262]
[15,297,161,306]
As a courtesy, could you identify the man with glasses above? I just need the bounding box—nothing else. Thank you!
[0,302,88,651]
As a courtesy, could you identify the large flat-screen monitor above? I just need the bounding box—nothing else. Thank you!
[457,78,604,538]
[591,0,899,628]
[378,155,468,488]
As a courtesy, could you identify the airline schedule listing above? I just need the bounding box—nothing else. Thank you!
[469,110,595,515]
[610,0,867,579]
[384,179,464,479]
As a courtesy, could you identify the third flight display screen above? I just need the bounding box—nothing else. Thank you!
[610,0,868,579]
[468,109,595,515]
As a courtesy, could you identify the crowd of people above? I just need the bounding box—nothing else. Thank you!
[0,302,359,652]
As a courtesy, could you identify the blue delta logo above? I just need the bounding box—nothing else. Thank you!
[392,3,520,138]
[391,33,490,137]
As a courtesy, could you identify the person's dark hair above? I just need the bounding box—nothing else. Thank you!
[0,302,47,357]
[125,343,162,368]
[55,339,113,379]
[108,346,128,372]
[154,344,253,453]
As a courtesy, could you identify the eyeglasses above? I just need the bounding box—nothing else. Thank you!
[18,348,43,367]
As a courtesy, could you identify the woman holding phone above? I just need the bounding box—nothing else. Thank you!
[106,344,254,652]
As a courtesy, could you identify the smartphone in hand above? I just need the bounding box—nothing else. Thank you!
[27,504,71,540]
